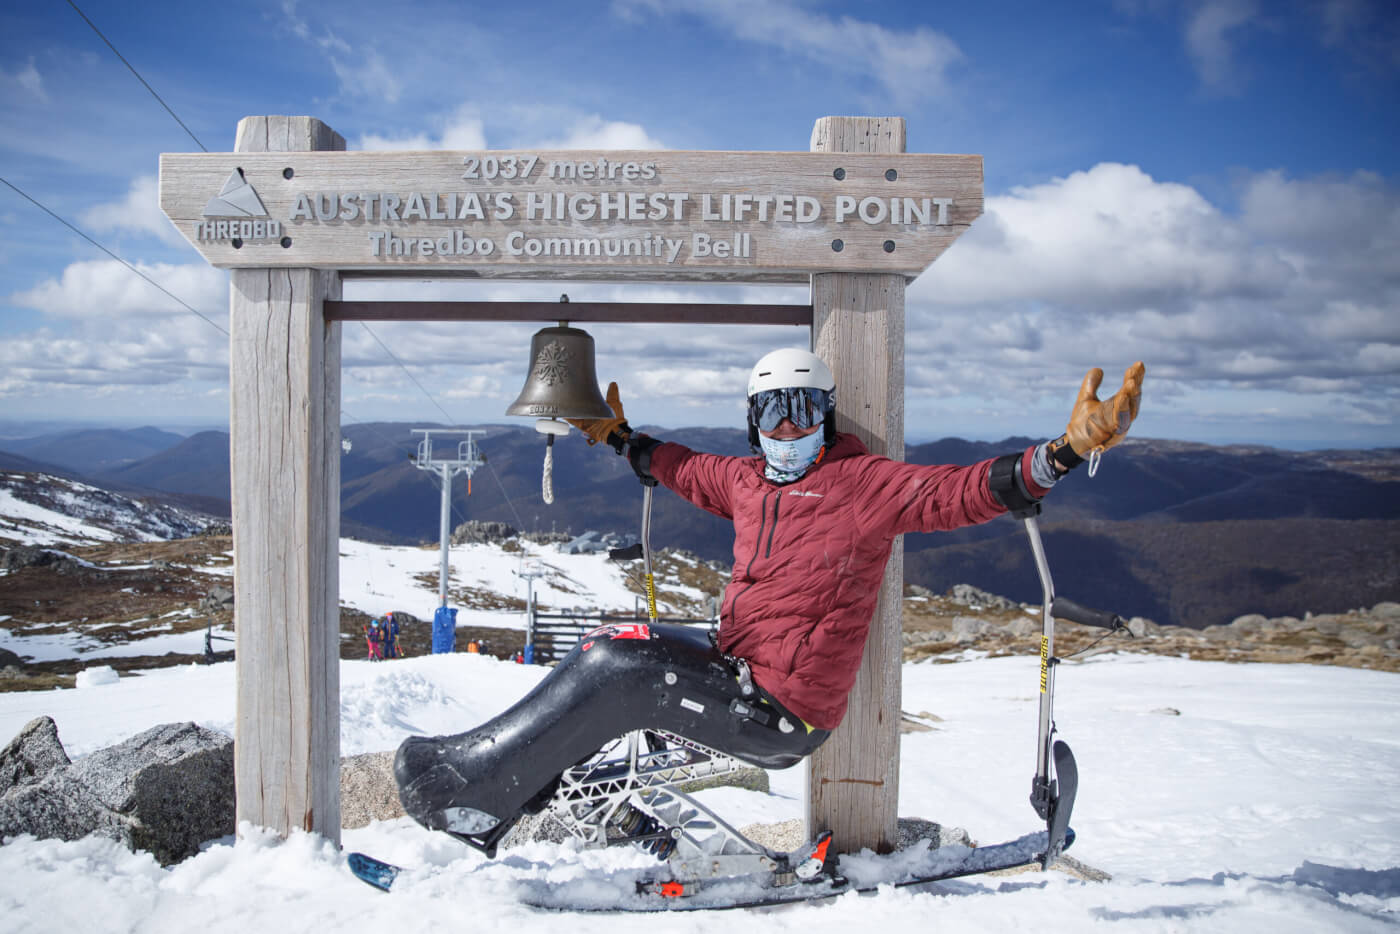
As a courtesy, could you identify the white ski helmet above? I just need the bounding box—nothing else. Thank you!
[746,347,835,397]
[745,348,837,449]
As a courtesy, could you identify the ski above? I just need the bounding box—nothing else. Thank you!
[347,827,1073,907]
[347,851,403,892]
[517,827,1075,912]
[1044,739,1078,869]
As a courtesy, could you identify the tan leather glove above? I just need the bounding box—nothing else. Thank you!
[1049,362,1145,469]
[566,382,632,452]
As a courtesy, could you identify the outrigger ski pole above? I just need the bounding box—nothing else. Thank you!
[1015,500,1128,868]
[639,476,658,623]
[608,474,660,624]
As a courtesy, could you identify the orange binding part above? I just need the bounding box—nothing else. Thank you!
[812,830,832,864]
[658,881,687,898]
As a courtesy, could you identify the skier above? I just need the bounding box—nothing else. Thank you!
[396,348,1144,854]
[383,612,401,659]
[365,618,384,661]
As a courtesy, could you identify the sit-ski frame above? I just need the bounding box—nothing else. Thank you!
[549,729,830,889]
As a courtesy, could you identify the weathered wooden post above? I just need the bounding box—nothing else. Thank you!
[806,116,908,854]
[229,116,344,842]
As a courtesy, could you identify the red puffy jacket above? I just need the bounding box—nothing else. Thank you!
[648,433,1047,729]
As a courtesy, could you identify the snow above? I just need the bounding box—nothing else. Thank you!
[338,538,649,625]
[0,650,1396,930]
[0,618,234,664]
[0,474,208,545]
[2,479,1397,928]
[0,488,119,546]
[74,665,120,688]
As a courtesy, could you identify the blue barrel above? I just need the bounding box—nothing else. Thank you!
[432,606,457,654]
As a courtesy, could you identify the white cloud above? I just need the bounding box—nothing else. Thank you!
[902,163,1400,437]
[3,59,48,103]
[279,0,404,104]
[1184,0,1260,92]
[528,116,667,151]
[327,46,404,104]
[1239,169,1400,266]
[354,110,665,153]
[357,109,488,151]
[79,176,184,246]
[8,259,227,320]
[613,0,962,100]
[916,162,1292,308]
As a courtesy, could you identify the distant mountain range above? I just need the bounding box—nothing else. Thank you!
[2,423,1397,630]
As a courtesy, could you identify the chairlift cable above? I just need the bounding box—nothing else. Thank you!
[64,0,209,152]
[0,176,228,337]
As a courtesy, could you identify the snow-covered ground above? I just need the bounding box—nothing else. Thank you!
[3,474,1398,928]
[0,469,654,662]
[338,537,646,627]
[1,650,1397,931]
[0,473,208,545]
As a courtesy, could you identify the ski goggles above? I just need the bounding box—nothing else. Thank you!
[747,387,833,433]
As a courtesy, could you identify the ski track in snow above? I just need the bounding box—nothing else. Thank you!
[0,651,1396,931]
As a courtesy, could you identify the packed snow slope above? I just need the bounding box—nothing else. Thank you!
[1,649,1397,931]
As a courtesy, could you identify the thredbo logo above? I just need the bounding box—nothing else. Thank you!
[196,169,282,243]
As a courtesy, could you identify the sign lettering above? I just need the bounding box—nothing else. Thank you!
[160,149,983,282]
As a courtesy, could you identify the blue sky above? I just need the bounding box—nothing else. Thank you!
[1,0,1397,448]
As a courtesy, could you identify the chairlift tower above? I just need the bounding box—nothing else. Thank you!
[517,557,547,661]
[411,429,485,608]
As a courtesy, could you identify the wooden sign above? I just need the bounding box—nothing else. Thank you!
[159,149,981,282]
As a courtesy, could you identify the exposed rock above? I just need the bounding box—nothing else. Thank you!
[1312,617,1343,636]
[1373,602,1400,620]
[340,750,403,829]
[894,817,973,850]
[201,585,234,613]
[1126,617,1158,637]
[500,809,573,848]
[0,716,70,791]
[0,648,25,670]
[903,584,1400,673]
[2,546,68,572]
[451,520,518,545]
[947,584,1021,611]
[0,721,234,866]
[1006,617,1040,637]
[952,616,992,642]
[1229,614,1269,633]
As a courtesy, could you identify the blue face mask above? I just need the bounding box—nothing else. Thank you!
[758,430,825,481]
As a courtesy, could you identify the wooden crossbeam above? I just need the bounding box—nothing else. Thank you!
[323,300,812,326]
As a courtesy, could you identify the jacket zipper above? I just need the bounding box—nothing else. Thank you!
[764,493,782,557]
[731,490,780,625]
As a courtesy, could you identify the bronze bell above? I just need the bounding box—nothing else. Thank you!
[505,322,614,419]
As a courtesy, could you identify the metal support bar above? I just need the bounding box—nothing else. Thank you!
[323,300,812,326]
